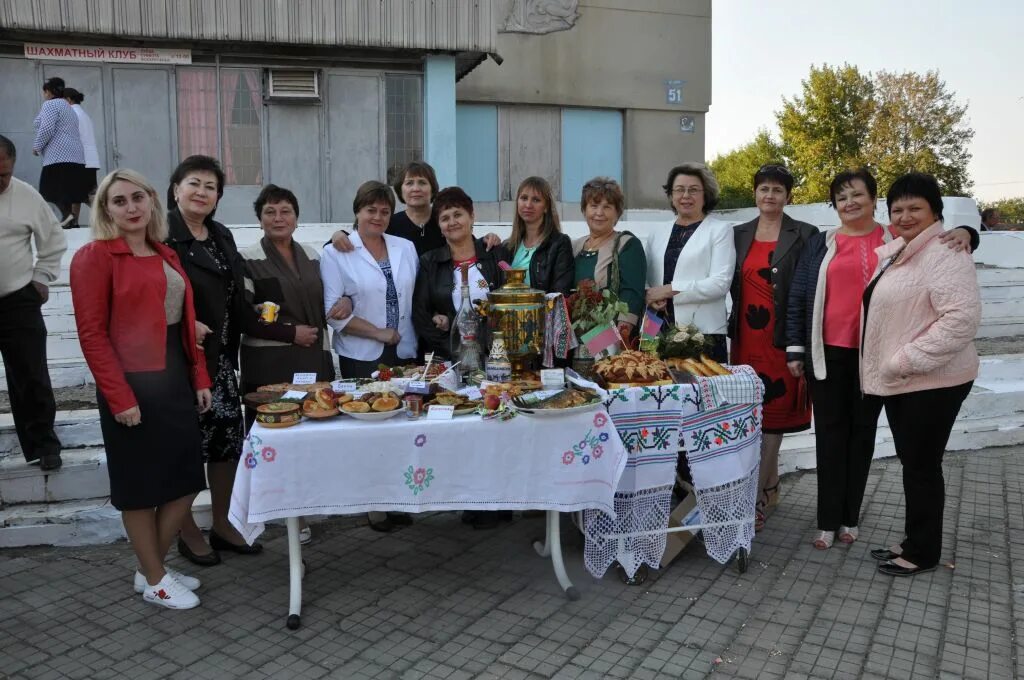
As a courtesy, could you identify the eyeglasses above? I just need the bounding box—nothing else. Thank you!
[758,164,792,176]
[671,186,704,196]
[584,180,618,190]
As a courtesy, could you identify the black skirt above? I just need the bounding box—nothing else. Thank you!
[38,162,87,205]
[98,324,206,511]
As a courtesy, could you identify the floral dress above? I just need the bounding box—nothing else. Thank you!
[730,240,811,433]
[197,237,244,462]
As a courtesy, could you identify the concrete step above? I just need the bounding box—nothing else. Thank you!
[0,409,103,458]
[0,447,109,505]
[0,490,212,548]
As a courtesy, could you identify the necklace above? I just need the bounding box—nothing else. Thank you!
[585,232,613,251]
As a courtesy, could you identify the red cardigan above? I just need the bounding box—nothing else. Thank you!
[71,238,212,414]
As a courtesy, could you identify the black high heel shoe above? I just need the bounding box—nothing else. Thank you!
[177,536,221,566]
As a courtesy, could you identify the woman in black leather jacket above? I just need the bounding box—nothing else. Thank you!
[163,155,267,565]
[413,187,510,360]
[504,176,573,295]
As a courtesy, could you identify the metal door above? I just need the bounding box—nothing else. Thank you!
[326,73,382,222]
[266,102,323,222]
[111,67,175,192]
[0,57,48,187]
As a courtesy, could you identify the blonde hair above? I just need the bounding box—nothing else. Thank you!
[508,176,562,253]
[90,169,168,243]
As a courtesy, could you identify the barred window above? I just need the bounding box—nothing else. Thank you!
[176,67,263,185]
[385,74,423,185]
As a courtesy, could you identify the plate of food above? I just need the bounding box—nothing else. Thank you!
[339,392,403,420]
[511,387,604,416]
[453,400,482,416]
[594,350,673,387]
[301,387,341,419]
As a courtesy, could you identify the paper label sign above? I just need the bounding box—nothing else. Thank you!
[292,373,318,385]
[541,369,565,388]
[426,404,455,420]
[406,380,431,394]
[332,381,358,393]
[457,387,483,400]
[281,390,309,400]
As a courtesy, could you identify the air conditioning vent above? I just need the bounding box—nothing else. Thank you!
[267,70,320,100]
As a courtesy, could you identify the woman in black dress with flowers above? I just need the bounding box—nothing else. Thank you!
[165,156,264,564]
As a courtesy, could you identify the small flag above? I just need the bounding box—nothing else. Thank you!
[641,309,663,339]
[581,322,621,355]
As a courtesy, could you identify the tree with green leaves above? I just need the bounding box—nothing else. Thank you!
[776,64,875,202]
[708,129,786,209]
[982,198,1024,225]
[865,70,973,195]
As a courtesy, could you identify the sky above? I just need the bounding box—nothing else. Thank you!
[705,0,1024,202]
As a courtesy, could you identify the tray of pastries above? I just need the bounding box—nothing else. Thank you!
[594,350,672,386]
[664,355,732,379]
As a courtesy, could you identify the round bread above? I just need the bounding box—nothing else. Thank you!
[371,396,400,412]
[341,400,371,413]
[337,393,354,404]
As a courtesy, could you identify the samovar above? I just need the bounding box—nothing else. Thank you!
[485,269,546,376]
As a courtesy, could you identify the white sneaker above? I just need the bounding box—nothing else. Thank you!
[134,568,201,594]
[141,573,201,609]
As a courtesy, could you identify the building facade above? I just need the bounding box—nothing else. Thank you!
[0,0,710,224]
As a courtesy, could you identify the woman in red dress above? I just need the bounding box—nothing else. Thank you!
[729,165,817,530]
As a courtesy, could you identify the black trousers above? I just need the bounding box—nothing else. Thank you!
[808,346,883,531]
[0,283,61,462]
[884,381,972,569]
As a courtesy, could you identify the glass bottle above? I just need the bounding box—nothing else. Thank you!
[451,262,482,380]
[485,331,512,382]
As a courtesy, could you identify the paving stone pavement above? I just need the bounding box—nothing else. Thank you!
[2,446,1023,680]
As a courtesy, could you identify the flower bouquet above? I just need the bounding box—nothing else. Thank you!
[658,322,713,360]
[566,280,631,375]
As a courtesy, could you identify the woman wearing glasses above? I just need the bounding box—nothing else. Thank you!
[787,168,977,550]
[729,164,817,530]
[645,163,735,362]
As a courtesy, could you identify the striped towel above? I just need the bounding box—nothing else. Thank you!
[692,364,765,411]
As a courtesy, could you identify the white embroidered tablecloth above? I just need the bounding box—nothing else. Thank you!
[583,369,764,577]
[229,408,628,545]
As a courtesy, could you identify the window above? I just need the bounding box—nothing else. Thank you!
[456,104,498,202]
[176,67,263,185]
[385,74,423,185]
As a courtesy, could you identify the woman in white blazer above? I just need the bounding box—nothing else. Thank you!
[321,181,418,379]
[645,162,736,362]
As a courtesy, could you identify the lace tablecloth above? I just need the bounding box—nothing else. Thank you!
[584,367,764,576]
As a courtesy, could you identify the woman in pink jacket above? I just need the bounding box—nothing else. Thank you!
[861,172,980,577]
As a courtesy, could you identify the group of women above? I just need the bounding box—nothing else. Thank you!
[33,77,100,228]
[69,151,981,609]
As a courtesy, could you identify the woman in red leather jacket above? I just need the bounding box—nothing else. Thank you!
[71,169,212,611]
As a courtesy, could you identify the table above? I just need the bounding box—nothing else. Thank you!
[582,367,765,578]
[229,406,629,629]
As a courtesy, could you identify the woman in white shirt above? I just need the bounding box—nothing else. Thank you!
[321,181,418,379]
[645,162,736,362]
[63,88,100,227]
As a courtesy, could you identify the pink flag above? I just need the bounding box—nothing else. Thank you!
[581,322,620,355]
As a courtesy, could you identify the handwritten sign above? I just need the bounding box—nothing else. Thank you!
[541,369,565,389]
[281,390,309,400]
[292,373,318,385]
[426,404,455,420]
[332,381,358,393]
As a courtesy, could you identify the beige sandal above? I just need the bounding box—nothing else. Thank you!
[838,526,858,544]
[813,530,834,550]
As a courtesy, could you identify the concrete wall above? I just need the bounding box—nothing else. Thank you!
[457,0,711,209]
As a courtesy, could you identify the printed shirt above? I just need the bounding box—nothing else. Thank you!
[450,257,490,313]
[33,99,85,166]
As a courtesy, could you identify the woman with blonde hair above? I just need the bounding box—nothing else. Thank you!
[71,169,212,609]
[505,176,574,295]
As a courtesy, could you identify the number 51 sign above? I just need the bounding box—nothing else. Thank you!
[665,79,685,105]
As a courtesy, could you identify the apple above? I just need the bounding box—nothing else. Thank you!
[483,393,502,411]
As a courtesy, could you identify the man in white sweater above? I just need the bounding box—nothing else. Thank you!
[0,135,66,470]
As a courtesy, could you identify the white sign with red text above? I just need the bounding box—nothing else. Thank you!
[24,43,191,65]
